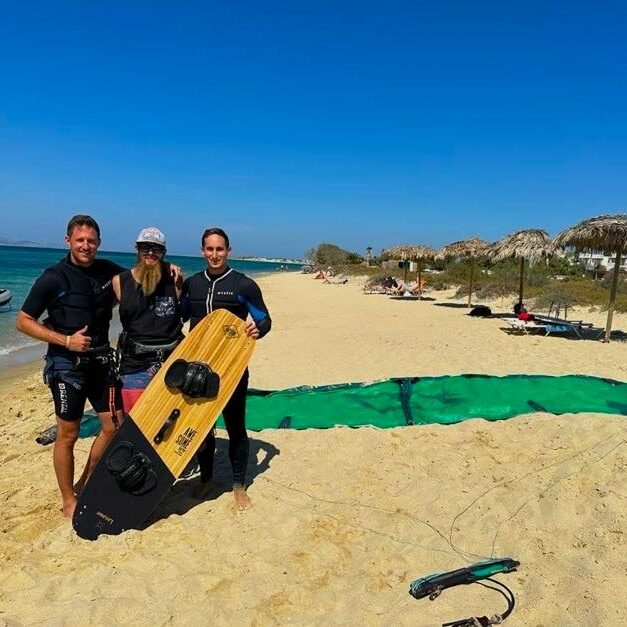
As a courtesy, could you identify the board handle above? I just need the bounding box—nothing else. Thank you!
[154,409,181,444]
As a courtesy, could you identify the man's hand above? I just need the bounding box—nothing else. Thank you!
[68,326,92,352]
[169,264,184,288]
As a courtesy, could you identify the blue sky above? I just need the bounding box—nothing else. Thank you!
[1,1,626,258]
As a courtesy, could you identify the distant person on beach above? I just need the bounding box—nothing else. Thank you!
[15,215,125,518]
[113,227,184,412]
[392,277,425,295]
[181,227,272,509]
[514,302,535,321]
[381,276,398,290]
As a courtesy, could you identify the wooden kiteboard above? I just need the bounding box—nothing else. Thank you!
[73,309,255,540]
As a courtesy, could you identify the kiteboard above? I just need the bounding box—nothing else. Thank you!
[73,308,255,540]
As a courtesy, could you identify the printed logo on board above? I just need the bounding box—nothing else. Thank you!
[223,325,239,338]
[96,511,114,525]
[175,427,198,456]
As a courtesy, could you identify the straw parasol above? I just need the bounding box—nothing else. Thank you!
[440,237,491,307]
[490,229,555,308]
[554,214,627,342]
[382,244,437,286]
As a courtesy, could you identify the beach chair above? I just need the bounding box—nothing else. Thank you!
[533,316,601,339]
[504,316,601,339]
[324,273,348,284]
[503,318,548,335]
[389,292,422,300]
[535,299,602,338]
[542,319,581,338]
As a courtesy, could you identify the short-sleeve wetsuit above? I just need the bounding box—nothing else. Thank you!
[21,254,124,420]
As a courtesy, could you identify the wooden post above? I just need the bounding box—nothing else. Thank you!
[518,257,525,306]
[467,258,475,308]
[604,249,622,343]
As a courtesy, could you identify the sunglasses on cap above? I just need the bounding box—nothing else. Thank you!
[137,243,165,254]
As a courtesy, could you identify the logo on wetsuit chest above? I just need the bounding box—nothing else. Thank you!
[215,290,234,296]
[154,296,175,317]
[175,427,198,456]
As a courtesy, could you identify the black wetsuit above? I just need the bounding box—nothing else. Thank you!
[21,254,123,420]
[182,266,271,485]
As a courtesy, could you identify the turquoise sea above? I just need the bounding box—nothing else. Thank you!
[0,245,300,366]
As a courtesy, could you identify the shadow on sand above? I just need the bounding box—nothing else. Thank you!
[388,295,436,302]
[433,302,472,309]
[145,435,280,527]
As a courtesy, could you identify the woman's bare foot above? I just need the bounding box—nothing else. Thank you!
[233,485,251,510]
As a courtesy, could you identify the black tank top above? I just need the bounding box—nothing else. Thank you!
[118,268,182,373]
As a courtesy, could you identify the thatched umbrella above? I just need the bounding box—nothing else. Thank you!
[554,214,627,342]
[440,237,490,307]
[383,244,437,288]
[490,229,555,308]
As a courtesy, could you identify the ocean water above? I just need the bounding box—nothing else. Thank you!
[0,245,299,365]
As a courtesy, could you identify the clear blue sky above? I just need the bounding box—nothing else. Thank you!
[1,1,626,258]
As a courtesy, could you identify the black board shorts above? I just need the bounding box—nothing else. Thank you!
[44,356,121,422]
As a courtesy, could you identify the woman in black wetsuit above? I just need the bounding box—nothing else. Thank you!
[182,227,272,509]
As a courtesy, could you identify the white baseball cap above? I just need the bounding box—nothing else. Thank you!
[136,227,166,246]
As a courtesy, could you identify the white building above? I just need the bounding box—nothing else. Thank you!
[577,252,627,272]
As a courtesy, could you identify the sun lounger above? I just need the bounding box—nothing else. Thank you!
[363,287,389,294]
[533,316,602,339]
[390,293,422,300]
[504,317,602,339]
[324,273,348,284]
[504,318,548,335]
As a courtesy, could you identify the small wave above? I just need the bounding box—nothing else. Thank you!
[0,339,39,357]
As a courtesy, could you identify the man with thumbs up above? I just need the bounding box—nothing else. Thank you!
[17,215,125,519]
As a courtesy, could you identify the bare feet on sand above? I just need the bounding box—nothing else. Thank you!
[62,497,77,519]
[233,485,252,510]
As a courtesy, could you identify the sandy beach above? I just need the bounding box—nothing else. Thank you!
[1,272,626,625]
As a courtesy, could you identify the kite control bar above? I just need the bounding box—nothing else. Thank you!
[409,558,520,626]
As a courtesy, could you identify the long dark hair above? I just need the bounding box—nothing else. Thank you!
[201,227,230,248]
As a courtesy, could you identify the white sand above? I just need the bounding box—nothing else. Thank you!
[1,273,625,625]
